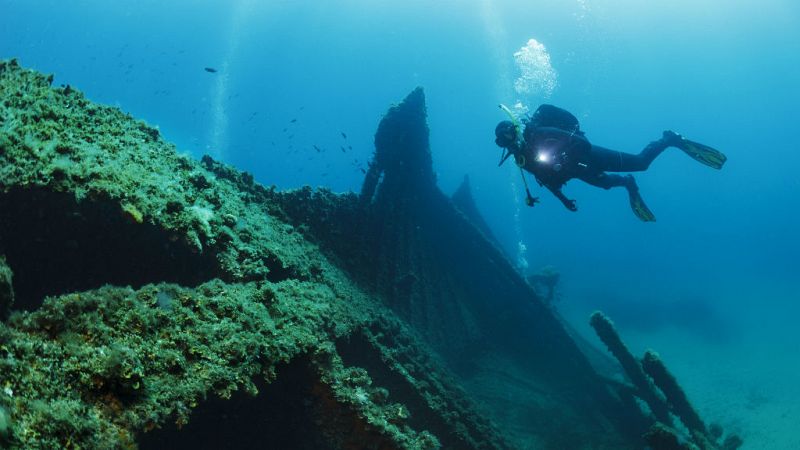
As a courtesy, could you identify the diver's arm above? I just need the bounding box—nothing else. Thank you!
[546,184,577,211]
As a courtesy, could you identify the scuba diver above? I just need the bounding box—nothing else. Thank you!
[494,104,727,221]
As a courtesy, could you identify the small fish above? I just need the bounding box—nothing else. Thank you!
[204,67,218,73]
[360,168,367,174]
[313,145,322,153]
[341,132,347,139]
[340,146,346,152]
[348,145,352,150]
[290,118,297,123]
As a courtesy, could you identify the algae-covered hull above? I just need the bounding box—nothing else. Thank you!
[0,59,660,449]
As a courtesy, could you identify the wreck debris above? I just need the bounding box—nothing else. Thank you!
[526,265,561,306]
[591,311,742,450]
[590,311,673,424]
[643,350,707,435]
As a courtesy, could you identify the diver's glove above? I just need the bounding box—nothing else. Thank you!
[525,195,540,207]
[564,199,577,211]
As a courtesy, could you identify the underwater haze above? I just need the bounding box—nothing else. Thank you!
[2,0,800,448]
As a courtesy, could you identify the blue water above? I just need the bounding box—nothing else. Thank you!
[3,0,799,447]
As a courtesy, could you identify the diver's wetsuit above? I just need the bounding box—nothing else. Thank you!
[496,103,724,220]
[516,104,673,210]
[578,140,672,189]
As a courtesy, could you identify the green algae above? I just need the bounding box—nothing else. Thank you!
[0,278,486,449]
[1,281,340,447]
[0,58,315,283]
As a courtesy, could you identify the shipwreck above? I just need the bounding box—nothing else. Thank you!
[0,59,740,449]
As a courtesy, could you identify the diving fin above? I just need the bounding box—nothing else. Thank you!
[628,187,656,222]
[667,132,727,169]
[624,175,656,222]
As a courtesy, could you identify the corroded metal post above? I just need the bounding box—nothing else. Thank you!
[589,311,672,424]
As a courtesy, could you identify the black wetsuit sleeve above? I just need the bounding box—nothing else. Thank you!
[545,184,577,211]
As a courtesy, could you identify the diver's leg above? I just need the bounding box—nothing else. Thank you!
[589,135,673,172]
[578,170,631,190]
[579,172,656,221]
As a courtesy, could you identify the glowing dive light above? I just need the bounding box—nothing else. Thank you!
[535,144,563,171]
[536,151,551,163]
